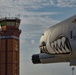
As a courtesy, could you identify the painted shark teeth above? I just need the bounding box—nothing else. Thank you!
[50,35,71,54]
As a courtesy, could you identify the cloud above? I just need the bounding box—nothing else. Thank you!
[0,0,75,18]
[23,12,59,16]
[17,0,76,9]
[17,0,51,9]
[22,15,59,26]
[57,0,76,7]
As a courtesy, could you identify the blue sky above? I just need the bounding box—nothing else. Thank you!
[0,0,76,75]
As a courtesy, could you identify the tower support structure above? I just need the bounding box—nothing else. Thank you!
[0,17,21,75]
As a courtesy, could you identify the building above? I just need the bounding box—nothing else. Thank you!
[0,17,21,75]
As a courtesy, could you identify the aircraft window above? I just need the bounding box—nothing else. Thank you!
[70,31,73,39]
[70,31,76,40]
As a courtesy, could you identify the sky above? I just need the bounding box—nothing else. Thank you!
[0,0,76,75]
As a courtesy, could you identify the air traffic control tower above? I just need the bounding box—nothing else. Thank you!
[0,17,21,75]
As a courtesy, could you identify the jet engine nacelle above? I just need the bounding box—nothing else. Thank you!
[32,53,76,66]
[32,53,68,64]
[32,15,76,66]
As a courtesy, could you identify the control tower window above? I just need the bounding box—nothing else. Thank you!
[7,22,11,26]
[16,22,19,28]
[0,25,1,29]
[11,22,15,26]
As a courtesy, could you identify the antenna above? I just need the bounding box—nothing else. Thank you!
[15,14,20,19]
[9,13,10,17]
